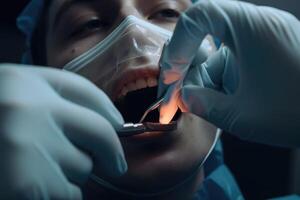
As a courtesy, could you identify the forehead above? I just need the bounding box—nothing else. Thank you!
[48,0,191,23]
[49,0,191,10]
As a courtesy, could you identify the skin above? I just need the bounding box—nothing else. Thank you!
[43,0,218,199]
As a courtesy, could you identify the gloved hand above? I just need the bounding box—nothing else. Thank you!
[158,0,300,147]
[0,64,127,199]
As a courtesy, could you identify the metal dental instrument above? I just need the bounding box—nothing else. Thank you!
[118,121,177,137]
[117,97,178,137]
[139,96,164,123]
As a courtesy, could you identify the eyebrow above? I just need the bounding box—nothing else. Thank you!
[53,0,91,27]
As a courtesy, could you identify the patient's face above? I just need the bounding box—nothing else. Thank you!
[45,0,217,199]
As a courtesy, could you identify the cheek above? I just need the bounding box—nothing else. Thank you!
[46,35,105,67]
[46,47,78,67]
[153,22,177,32]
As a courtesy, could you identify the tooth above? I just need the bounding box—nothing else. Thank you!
[136,79,147,90]
[127,83,136,93]
[147,77,157,87]
[121,86,128,96]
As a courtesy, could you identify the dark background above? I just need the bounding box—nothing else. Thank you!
[1,1,299,199]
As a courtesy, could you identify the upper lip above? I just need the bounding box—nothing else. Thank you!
[111,66,159,101]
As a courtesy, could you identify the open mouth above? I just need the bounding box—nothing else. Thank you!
[114,86,181,123]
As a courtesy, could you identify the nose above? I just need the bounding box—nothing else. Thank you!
[118,1,144,21]
[111,1,169,68]
[115,19,169,71]
[117,23,165,57]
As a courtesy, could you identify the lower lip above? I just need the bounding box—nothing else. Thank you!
[133,130,173,138]
[120,126,180,144]
[119,114,182,144]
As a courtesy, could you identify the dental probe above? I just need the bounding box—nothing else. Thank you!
[117,97,177,137]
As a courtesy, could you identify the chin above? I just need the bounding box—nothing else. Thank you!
[83,112,216,199]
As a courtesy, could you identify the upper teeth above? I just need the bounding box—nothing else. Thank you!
[120,77,158,98]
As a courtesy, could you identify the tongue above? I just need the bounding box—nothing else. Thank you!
[114,87,159,123]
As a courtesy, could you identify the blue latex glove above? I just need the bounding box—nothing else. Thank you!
[158,0,300,147]
[194,141,244,200]
[0,64,127,199]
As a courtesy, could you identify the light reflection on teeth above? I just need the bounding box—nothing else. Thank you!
[147,77,157,87]
[121,87,128,96]
[119,77,158,98]
[136,79,147,90]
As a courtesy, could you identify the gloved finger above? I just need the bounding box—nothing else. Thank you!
[29,154,83,200]
[181,47,238,129]
[181,85,233,132]
[38,180,82,200]
[34,68,124,129]
[159,83,180,124]
[66,183,83,200]
[38,118,93,185]
[158,45,209,99]
[55,140,93,186]
[54,100,127,177]
[189,46,239,94]
[160,0,271,84]
[193,47,227,88]
[49,177,83,200]
[47,167,83,200]
[159,46,217,123]
[157,72,168,99]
